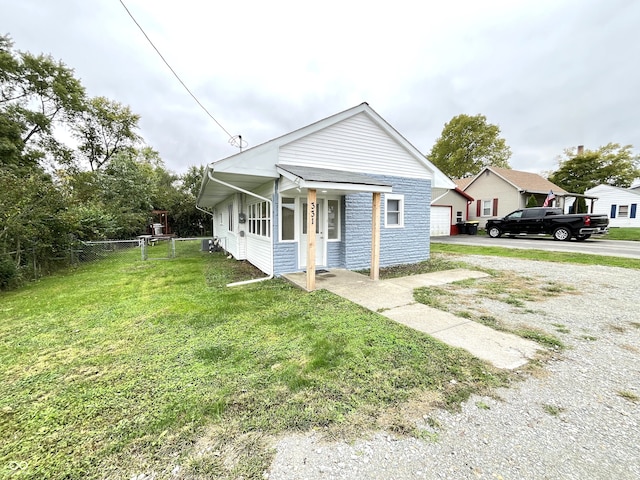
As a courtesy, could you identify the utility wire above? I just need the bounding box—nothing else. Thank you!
[119,0,236,141]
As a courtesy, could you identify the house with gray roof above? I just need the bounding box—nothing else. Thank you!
[197,103,455,290]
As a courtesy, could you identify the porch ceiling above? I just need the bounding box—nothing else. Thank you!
[197,171,275,207]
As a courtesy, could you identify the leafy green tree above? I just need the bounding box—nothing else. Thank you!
[73,96,141,171]
[428,114,511,178]
[548,143,640,193]
[163,165,210,237]
[1,34,85,171]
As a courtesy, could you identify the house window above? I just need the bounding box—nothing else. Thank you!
[218,213,223,225]
[327,199,340,240]
[248,200,271,237]
[482,200,492,216]
[619,205,629,218]
[280,197,295,241]
[385,194,404,227]
[228,203,234,232]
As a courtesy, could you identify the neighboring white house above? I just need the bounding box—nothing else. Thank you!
[584,185,640,227]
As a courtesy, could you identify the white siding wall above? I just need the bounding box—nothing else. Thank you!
[279,112,431,179]
[242,181,275,275]
[246,236,272,274]
[213,193,240,258]
[587,186,640,227]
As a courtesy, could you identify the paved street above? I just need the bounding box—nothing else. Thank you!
[432,234,640,259]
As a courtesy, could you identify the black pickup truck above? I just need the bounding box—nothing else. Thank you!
[486,207,609,241]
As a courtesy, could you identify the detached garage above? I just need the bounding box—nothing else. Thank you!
[430,206,452,236]
[431,187,475,236]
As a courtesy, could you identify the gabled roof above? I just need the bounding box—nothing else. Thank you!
[586,184,640,197]
[454,177,475,190]
[454,187,474,201]
[198,103,456,207]
[460,166,566,195]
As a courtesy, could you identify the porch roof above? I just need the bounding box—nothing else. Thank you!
[276,164,393,194]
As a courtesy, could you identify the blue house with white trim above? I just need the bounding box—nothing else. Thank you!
[197,103,455,289]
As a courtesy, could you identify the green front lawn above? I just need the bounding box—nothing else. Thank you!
[0,241,508,480]
[431,243,640,269]
[606,227,640,241]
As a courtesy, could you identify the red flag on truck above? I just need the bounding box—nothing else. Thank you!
[542,190,556,207]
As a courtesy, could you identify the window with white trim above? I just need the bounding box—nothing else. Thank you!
[227,203,234,232]
[482,199,492,217]
[619,205,629,218]
[385,194,404,227]
[280,197,295,241]
[248,200,271,237]
[327,199,340,240]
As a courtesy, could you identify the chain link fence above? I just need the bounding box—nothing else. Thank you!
[1,238,213,290]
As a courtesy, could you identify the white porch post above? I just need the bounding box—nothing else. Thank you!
[371,192,381,281]
[306,188,317,291]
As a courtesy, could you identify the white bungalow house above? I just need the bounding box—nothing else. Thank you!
[196,103,455,290]
[583,184,640,227]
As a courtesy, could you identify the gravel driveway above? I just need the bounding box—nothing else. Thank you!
[267,257,640,480]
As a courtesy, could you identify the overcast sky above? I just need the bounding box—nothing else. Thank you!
[2,0,639,176]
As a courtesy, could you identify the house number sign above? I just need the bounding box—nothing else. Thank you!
[310,202,316,225]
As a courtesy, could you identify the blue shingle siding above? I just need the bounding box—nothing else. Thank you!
[344,175,431,270]
[274,242,298,275]
[273,175,431,274]
[327,241,343,267]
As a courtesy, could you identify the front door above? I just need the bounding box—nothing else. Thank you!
[300,199,326,268]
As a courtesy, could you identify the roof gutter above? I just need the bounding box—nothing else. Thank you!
[205,167,274,287]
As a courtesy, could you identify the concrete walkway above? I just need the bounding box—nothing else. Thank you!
[283,269,540,369]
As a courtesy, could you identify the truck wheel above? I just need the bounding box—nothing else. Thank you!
[488,226,502,238]
[575,234,591,241]
[553,227,572,241]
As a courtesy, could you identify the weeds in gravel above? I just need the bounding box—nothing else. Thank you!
[542,404,566,416]
[551,323,571,334]
[620,344,639,354]
[413,270,568,350]
[617,391,639,403]
[608,324,627,333]
[581,335,598,341]
[514,327,565,350]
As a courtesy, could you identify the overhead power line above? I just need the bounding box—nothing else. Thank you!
[119,0,245,149]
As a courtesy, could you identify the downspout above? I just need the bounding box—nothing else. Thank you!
[205,168,274,287]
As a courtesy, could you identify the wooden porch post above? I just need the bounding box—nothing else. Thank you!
[370,192,381,281]
[306,188,317,291]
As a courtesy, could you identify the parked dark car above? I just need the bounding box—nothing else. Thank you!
[485,207,609,241]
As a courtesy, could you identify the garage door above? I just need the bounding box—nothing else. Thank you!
[430,206,451,236]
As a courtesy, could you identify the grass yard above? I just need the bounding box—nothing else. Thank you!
[606,227,640,241]
[0,241,509,480]
[431,243,640,269]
